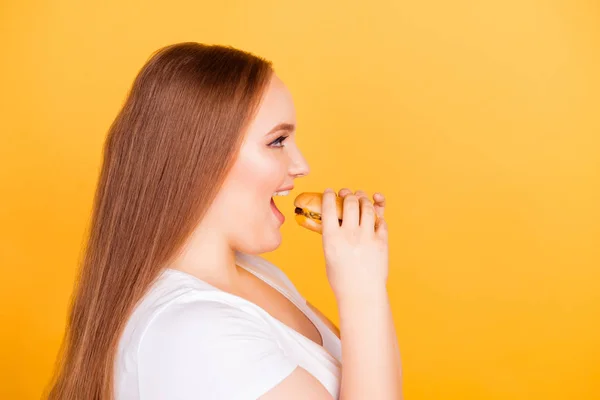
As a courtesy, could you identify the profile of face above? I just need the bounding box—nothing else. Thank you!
[203,74,310,254]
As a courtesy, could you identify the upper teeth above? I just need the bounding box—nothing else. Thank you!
[273,190,290,196]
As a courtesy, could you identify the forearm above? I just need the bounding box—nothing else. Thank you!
[337,289,402,400]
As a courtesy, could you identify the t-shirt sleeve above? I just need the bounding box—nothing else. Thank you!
[137,299,300,400]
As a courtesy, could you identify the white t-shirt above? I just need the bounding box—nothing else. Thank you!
[114,251,342,399]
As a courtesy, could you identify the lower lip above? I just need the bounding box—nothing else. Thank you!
[270,198,285,224]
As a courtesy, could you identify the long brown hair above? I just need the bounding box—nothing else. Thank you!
[45,42,274,399]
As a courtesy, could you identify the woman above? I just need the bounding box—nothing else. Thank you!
[46,42,402,399]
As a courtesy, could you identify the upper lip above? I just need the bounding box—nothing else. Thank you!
[275,186,294,192]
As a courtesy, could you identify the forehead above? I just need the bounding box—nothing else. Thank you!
[244,74,296,138]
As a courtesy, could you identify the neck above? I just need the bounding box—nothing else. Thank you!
[165,226,241,289]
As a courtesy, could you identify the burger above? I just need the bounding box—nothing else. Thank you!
[292,192,344,234]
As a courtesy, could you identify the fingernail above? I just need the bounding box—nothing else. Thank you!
[324,188,333,193]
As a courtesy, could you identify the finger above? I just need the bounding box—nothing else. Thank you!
[375,216,388,240]
[359,196,376,230]
[373,192,386,219]
[321,188,340,233]
[355,190,369,201]
[356,191,375,227]
[354,190,375,227]
[341,194,360,228]
[338,188,352,198]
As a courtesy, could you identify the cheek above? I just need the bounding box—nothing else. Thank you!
[220,153,285,252]
[218,151,283,227]
[232,151,284,195]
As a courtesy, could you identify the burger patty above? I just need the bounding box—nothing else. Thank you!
[295,207,342,224]
[295,207,321,220]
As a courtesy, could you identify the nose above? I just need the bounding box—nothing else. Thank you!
[288,147,310,178]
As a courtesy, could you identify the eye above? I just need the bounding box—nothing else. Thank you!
[268,135,289,148]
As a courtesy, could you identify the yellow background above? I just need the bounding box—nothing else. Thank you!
[1,0,599,399]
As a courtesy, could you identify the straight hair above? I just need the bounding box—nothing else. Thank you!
[45,42,274,399]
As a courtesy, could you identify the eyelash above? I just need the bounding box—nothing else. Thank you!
[269,135,289,148]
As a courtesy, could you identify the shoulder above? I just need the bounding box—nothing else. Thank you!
[135,296,299,399]
[140,297,268,346]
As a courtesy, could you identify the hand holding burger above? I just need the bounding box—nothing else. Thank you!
[295,188,389,300]
[294,190,383,234]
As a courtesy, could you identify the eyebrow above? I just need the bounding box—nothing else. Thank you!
[266,122,295,136]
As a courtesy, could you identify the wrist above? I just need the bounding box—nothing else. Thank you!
[334,284,389,310]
